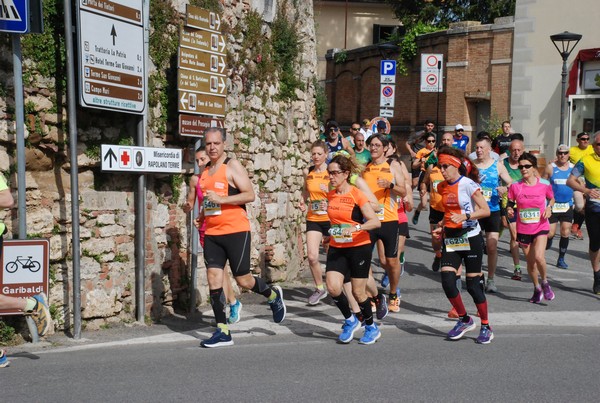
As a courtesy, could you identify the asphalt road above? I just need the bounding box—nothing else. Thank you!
[3,195,599,402]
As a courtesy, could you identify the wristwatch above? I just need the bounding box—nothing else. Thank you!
[389,182,395,189]
[465,213,471,221]
[355,224,362,231]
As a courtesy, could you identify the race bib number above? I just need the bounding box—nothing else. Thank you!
[310,199,328,215]
[376,204,385,221]
[482,187,493,202]
[552,202,570,213]
[432,180,442,192]
[203,199,222,216]
[329,224,353,243]
[444,235,470,252]
[519,208,540,224]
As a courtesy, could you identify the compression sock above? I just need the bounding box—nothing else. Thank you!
[209,288,227,325]
[250,276,275,299]
[332,293,353,319]
[358,298,374,326]
[559,236,569,258]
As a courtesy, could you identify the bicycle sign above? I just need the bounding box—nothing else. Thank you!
[1,239,49,315]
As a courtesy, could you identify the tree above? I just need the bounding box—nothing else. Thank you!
[385,0,516,29]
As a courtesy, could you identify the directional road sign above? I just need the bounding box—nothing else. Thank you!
[179,90,226,116]
[0,0,29,33]
[78,0,146,114]
[178,47,226,75]
[101,144,182,173]
[0,239,49,315]
[420,53,443,92]
[178,69,226,96]
[180,25,227,56]
[179,114,224,137]
[379,109,394,118]
[185,4,222,33]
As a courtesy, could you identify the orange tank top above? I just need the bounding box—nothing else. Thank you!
[327,186,371,248]
[429,167,445,211]
[306,167,330,222]
[199,158,250,235]
[362,159,398,222]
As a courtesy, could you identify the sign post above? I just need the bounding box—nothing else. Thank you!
[379,60,396,118]
[420,53,444,92]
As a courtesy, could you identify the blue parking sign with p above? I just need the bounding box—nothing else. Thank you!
[381,60,396,76]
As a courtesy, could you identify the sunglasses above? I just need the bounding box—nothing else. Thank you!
[557,151,569,155]
[327,170,344,176]
[351,127,360,131]
[518,164,533,170]
[329,127,339,132]
[426,140,436,143]
[456,129,464,132]
[579,137,590,141]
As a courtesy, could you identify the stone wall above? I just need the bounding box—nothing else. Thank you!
[0,0,318,330]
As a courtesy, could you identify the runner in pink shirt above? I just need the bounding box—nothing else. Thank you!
[507,153,556,304]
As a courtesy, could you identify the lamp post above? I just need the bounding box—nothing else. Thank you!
[550,31,582,145]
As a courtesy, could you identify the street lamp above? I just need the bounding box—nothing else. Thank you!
[550,31,582,144]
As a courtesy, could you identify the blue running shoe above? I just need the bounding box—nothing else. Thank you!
[269,285,286,323]
[0,349,9,368]
[556,257,568,270]
[447,317,475,340]
[359,323,381,345]
[375,294,388,320]
[339,315,360,343]
[476,326,494,344]
[228,300,242,324]
[200,328,234,348]
[381,273,390,288]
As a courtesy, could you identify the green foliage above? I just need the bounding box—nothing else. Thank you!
[595,73,600,88]
[271,8,303,100]
[190,0,221,10]
[386,0,515,28]
[170,174,184,202]
[334,50,348,64]
[0,321,16,345]
[85,143,101,160]
[82,249,102,264]
[21,1,66,88]
[388,22,444,75]
[480,111,511,140]
[114,253,129,263]
[314,78,327,123]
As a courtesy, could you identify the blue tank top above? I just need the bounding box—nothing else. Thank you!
[479,162,501,212]
[326,134,344,163]
[549,162,574,207]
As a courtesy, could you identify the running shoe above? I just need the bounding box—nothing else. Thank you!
[0,349,9,368]
[380,273,390,288]
[511,268,522,281]
[338,315,360,343]
[556,257,568,270]
[594,272,600,295]
[485,279,498,293]
[25,293,51,337]
[228,300,243,324]
[412,210,420,225]
[200,328,234,348]
[359,323,381,345]
[375,294,388,320]
[571,224,584,240]
[432,256,441,272]
[529,286,543,304]
[447,317,475,340]
[269,285,286,323]
[447,307,459,319]
[476,326,494,344]
[542,281,555,301]
[388,296,400,313]
[308,288,328,305]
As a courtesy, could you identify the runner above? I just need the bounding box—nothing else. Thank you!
[432,146,493,344]
[324,154,382,344]
[542,144,574,269]
[363,134,407,314]
[299,140,330,305]
[198,128,286,348]
[507,152,556,304]
[566,131,600,294]
[183,146,242,324]
[472,137,513,292]
[411,133,437,225]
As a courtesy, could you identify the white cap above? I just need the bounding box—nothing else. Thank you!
[455,124,464,131]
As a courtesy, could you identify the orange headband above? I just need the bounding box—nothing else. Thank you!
[438,154,462,168]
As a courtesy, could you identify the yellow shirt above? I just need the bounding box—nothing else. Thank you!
[569,145,593,164]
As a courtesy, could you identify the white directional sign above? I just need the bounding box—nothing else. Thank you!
[380,84,395,108]
[101,145,183,173]
[0,239,49,315]
[78,0,146,114]
[379,109,394,118]
[380,60,396,84]
[420,53,444,92]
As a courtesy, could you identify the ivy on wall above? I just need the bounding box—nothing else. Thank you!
[387,21,445,75]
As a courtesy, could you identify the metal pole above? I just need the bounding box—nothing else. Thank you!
[189,140,201,313]
[559,57,568,145]
[436,61,441,141]
[11,35,26,239]
[135,118,145,322]
[63,0,82,339]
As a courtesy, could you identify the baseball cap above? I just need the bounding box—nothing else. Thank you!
[455,124,464,131]
[556,144,569,153]
[362,119,371,125]
[577,132,589,139]
[326,120,339,130]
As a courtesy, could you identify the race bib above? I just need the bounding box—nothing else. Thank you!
[552,202,570,213]
[376,204,385,221]
[310,199,327,215]
[444,235,470,252]
[482,187,493,202]
[203,199,222,216]
[329,224,353,243]
[519,208,540,224]
[432,180,442,192]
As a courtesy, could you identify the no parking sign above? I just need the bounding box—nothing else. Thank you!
[420,54,443,92]
[380,84,395,108]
